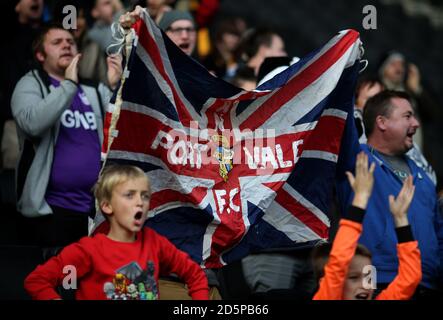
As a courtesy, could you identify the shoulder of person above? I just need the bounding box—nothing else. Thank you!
[12,70,50,98]
[16,70,42,86]
[77,235,99,247]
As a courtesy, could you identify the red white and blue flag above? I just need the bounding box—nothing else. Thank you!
[96,9,362,268]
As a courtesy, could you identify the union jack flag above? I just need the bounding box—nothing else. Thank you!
[95,9,362,268]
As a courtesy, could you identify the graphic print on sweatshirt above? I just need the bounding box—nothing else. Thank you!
[103,260,159,300]
[45,79,101,213]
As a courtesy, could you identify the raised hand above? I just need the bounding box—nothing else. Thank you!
[406,63,422,95]
[119,5,143,29]
[389,176,415,228]
[107,54,123,90]
[346,152,376,210]
[65,53,82,84]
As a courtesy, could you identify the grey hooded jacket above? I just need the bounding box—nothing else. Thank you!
[11,69,111,217]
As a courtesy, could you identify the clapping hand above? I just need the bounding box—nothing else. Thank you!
[389,176,415,228]
[346,152,376,210]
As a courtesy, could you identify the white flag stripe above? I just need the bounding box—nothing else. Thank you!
[237,30,357,126]
[301,150,338,163]
[263,201,323,242]
[282,183,331,227]
[258,43,358,130]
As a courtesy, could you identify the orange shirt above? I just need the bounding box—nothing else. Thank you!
[313,219,421,300]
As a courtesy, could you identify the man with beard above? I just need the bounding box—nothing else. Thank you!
[357,90,443,299]
[11,25,122,247]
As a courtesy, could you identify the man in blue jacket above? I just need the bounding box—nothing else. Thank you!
[360,90,443,298]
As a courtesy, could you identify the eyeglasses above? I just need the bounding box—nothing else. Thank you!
[166,27,196,35]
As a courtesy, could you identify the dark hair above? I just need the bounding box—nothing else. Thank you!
[355,74,384,100]
[256,56,291,85]
[231,66,256,87]
[32,23,74,60]
[240,27,279,60]
[363,90,412,137]
[214,18,242,43]
[311,241,372,281]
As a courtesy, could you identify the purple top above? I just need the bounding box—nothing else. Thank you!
[45,78,101,213]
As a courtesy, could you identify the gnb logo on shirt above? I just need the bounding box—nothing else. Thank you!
[61,110,97,130]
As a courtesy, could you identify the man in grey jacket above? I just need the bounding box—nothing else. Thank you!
[11,24,122,247]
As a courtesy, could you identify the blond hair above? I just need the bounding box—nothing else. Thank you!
[93,165,150,204]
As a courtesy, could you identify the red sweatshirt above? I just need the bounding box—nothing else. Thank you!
[313,206,422,300]
[25,228,209,300]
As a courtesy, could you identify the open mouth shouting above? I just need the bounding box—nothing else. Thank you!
[354,292,371,300]
[405,130,416,145]
[134,211,144,227]
[178,43,190,51]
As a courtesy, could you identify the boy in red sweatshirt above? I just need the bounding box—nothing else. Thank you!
[24,165,209,300]
[313,152,421,300]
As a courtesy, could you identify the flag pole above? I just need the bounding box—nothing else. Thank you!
[90,24,136,235]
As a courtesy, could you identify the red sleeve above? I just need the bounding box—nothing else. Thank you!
[24,240,93,300]
[313,219,362,300]
[156,234,209,300]
[376,241,422,300]
[195,0,220,27]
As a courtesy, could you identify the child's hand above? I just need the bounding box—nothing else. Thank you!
[389,176,415,228]
[346,152,375,210]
